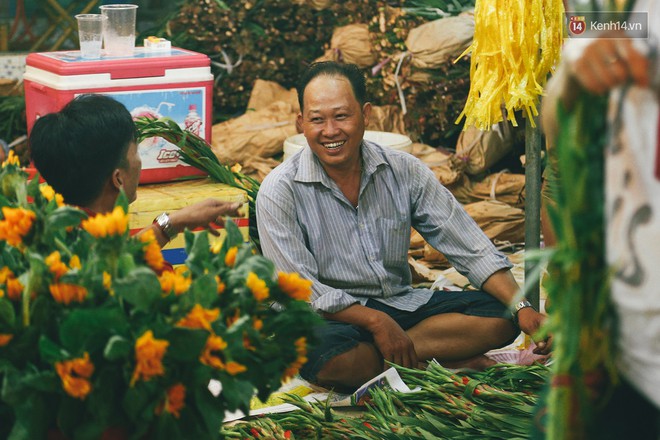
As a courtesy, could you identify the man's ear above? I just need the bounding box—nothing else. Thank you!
[111,168,123,191]
[362,102,372,126]
[296,112,303,133]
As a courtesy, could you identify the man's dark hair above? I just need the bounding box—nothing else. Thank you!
[296,62,367,112]
[29,94,137,207]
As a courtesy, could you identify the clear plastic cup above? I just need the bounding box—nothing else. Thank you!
[75,14,106,59]
[100,4,138,57]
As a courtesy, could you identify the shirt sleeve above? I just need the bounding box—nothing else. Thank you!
[408,159,512,288]
[256,176,360,314]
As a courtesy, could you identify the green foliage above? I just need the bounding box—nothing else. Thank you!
[0,161,321,438]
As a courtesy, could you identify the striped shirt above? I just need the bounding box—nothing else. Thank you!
[256,140,512,313]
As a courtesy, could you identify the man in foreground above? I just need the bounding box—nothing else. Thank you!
[29,94,241,249]
[256,62,550,391]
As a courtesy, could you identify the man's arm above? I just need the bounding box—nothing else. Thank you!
[481,269,551,354]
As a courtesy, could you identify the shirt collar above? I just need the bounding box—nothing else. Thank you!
[294,139,389,184]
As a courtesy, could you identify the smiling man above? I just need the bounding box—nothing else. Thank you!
[256,62,550,391]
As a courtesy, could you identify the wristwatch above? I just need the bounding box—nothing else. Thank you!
[153,212,177,241]
[512,300,533,325]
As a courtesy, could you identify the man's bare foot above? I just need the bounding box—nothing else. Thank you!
[440,354,496,371]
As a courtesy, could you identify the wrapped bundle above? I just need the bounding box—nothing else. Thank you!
[316,24,377,68]
[405,14,475,69]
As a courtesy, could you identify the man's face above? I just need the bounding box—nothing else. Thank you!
[298,75,370,172]
[119,141,141,203]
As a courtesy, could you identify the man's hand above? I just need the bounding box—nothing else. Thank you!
[569,30,650,96]
[169,198,243,235]
[517,307,552,355]
[367,313,418,369]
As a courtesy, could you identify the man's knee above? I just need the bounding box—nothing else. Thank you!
[315,343,382,390]
[487,317,518,346]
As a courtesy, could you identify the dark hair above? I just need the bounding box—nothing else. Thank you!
[29,94,137,206]
[296,62,367,112]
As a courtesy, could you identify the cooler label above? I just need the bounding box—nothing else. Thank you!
[98,87,206,170]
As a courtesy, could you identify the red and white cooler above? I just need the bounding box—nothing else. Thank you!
[23,47,214,184]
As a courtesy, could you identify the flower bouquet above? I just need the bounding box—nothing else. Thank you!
[0,152,320,439]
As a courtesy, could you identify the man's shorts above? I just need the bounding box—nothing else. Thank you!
[299,289,515,383]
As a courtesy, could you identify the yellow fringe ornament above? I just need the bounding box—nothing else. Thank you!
[457,0,564,130]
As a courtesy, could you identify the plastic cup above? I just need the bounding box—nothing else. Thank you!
[75,14,106,59]
[100,4,138,57]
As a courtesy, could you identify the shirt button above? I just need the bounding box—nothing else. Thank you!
[359,223,365,229]
[368,255,375,261]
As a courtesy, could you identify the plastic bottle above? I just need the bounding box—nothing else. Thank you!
[183,104,202,136]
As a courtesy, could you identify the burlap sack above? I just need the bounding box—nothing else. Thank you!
[410,143,464,187]
[455,123,513,175]
[315,24,376,68]
[211,101,298,164]
[470,172,526,208]
[247,79,299,112]
[293,0,332,10]
[366,105,406,134]
[405,14,475,69]
[464,200,525,244]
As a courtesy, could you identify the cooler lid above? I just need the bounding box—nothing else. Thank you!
[25,47,210,80]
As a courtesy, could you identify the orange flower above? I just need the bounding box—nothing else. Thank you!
[210,240,222,254]
[199,334,227,369]
[130,330,169,386]
[225,361,247,376]
[55,352,95,400]
[50,283,88,305]
[102,271,114,295]
[0,206,36,247]
[158,383,186,418]
[176,304,220,332]
[246,272,269,302]
[0,334,13,346]
[45,251,68,280]
[1,150,20,168]
[252,317,263,331]
[139,229,165,272]
[226,309,241,327]
[278,272,313,301]
[39,184,64,207]
[224,246,238,267]
[69,255,81,270]
[0,267,23,301]
[215,275,226,294]
[81,206,128,238]
[158,269,191,296]
[282,337,308,381]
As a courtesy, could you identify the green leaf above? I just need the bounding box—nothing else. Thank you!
[103,335,132,361]
[219,377,254,413]
[114,267,161,312]
[193,386,226,435]
[223,220,245,250]
[38,336,69,363]
[115,189,129,215]
[185,230,210,273]
[0,298,15,327]
[189,274,218,308]
[153,412,184,440]
[59,307,129,353]
[45,206,87,231]
[165,327,207,362]
[87,367,123,428]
